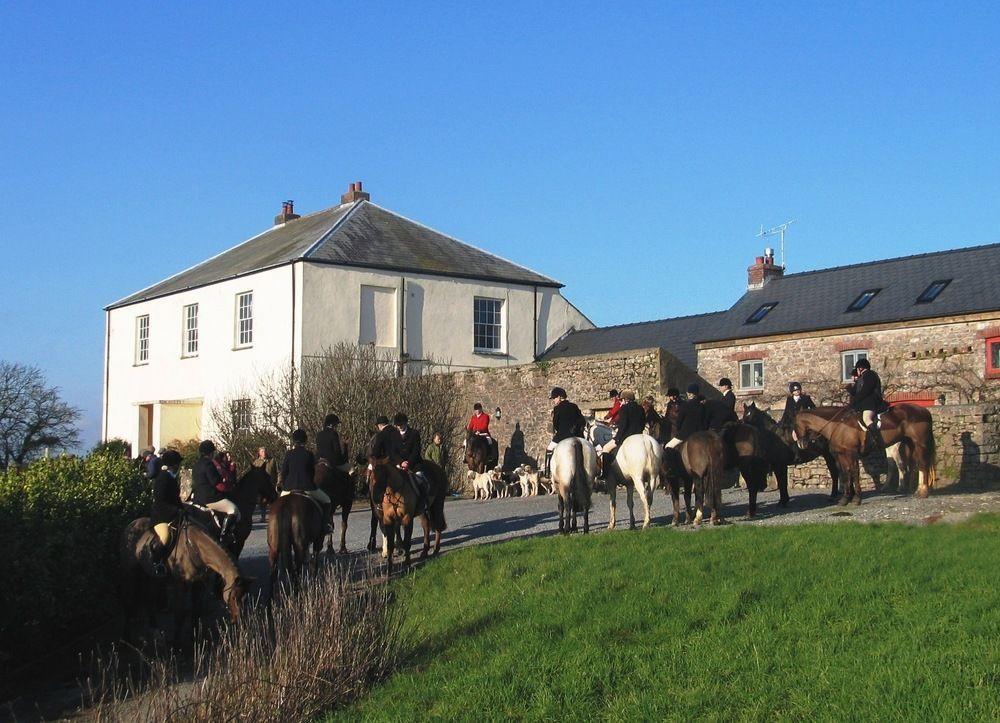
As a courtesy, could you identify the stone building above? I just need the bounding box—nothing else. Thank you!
[102,182,591,452]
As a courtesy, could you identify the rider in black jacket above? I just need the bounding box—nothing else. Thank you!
[144,449,184,576]
[779,381,816,427]
[666,384,706,448]
[544,387,585,477]
[191,440,239,538]
[849,359,886,453]
[598,391,645,479]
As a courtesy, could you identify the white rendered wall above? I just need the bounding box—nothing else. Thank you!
[103,265,299,450]
[300,263,593,370]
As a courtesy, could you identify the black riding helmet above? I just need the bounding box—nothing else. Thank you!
[854,358,871,371]
[292,428,307,444]
[160,449,182,468]
[718,378,733,388]
[198,439,216,456]
[324,413,340,426]
[393,412,409,427]
[549,387,567,400]
[608,389,619,398]
[375,414,390,426]
[789,381,802,393]
[667,387,680,397]
[686,383,700,395]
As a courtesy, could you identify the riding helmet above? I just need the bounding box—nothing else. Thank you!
[292,428,307,444]
[393,412,409,427]
[621,390,635,402]
[854,358,871,370]
[473,402,483,411]
[686,383,700,395]
[160,449,182,468]
[324,413,340,426]
[789,381,802,392]
[608,389,620,398]
[375,414,390,426]
[549,386,568,400]
[718,378,733,388]
[198,439,216,456]
[667,387,680,397]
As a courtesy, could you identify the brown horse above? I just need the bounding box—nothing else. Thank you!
[267,492,325,589]
[795,404,937,505]
[315,459,356,554]
[680,431,725,526]
[121,517,254,643]
[465,433,498,474]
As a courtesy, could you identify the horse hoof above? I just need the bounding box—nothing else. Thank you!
[778,497,790,507]
[916,485,930,499]
[852,496,862,506]
[339,546,348,555]
[836,497,850,507]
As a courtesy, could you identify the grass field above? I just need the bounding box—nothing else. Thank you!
[337,516,1000,721]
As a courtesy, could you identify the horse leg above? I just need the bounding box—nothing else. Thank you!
[850,457,863,506]
[626,481,636,530]
[693,478,704,527]
[558,495,566,534]
[712,486,724,525]
[367,511,378,552]
[638,478,652,530]
[744,462,758,519]
[420,513,431,559]
[583,500,590,534]
[834,455,853,506]
[683,477,694,522]
[607,481,617,530]
[824,451,841,501]
[384,523,395,576]
[912,442,931,498]
[668,475,682,526]
[775,464,790,506]
[402,520,414,567]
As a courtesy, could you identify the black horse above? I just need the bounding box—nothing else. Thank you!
[742,401,841,501]
[315,460,358,554]
[465,433,498,474]
[229,464,278,558]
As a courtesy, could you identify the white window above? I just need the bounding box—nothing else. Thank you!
[739,359,764,390]
[235,292,253,347]
[842,350,869,382]
[135,315,150,364]
[232,398,252,431]
[473,297,504,352]
[183,303,198,357]
[359,285,397,347]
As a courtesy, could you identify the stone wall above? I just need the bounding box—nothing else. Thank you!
[697,316,1000,411]
[786,403,1000,491]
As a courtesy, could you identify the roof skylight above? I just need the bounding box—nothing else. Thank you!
[846,289,880,312]
[745,303,777,324]
[916,279,951,304]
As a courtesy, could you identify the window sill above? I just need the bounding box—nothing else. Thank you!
[232,345,254,352]
[738,389,764,396]
[473,349,508,358]
[181,354,199,360]
[133,362,149,367]
[986,370,1000,380]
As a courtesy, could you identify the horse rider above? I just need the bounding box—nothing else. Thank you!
[665,384,706,449]
[316,413,350,472]
[144,449,184,577]
[604,389,622,426]
[597,391,645,480]
[640,395,667,442]
[717,378,736,412]
[279,428,332,533]
[544,387,585,477]
[779,381,816,428]
[466,402,494,448]
[368,415,402,505]
[664,387,682,438]
[848,358,886,454]
[192,440,239,539]
[394,412,430,505]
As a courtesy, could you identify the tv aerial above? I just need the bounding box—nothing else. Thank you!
[757,220,795,269]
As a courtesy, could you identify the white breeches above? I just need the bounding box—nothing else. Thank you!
[665,438,683,449]
[206,498,238,517]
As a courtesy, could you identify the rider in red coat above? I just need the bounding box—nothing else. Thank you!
[604,389,622,425]
[467,402,491,437]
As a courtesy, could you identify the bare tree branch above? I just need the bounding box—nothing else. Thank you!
[0,361,81,468]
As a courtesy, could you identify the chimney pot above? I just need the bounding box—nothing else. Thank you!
[274,199,300,225]
[748,250,784,290]
[340,180,371,204]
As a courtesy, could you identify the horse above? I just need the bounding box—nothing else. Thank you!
[267,492,325,589]
[660,446,695,526]
[366,459,419,575]
[315,459,356,554]
[719,423,771,518]
[121,516,254,644]
[680,431,725,526]
[366,460,449,564]
[795,404,937,505]
[465,433,499,473]
[606,433,662,530]
[229,464,278,558]
[551,437,597,534]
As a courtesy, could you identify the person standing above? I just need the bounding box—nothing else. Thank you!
[544,387,585,477]
[251,446,277,522]
[424,432,445,468]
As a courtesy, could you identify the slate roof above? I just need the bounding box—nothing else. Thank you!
[541,311,726,369]
[544,242,1000,366]
[108,201,560,309]
[704,242,1000,343]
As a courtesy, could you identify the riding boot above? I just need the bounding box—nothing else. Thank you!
[219,513,236,541]
[544,450,553,479]
[865,423,884,455]
[597,453,609,480]
[321,503,333,535]
[142,535,168,578]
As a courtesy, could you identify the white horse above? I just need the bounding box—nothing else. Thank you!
[607,433,662,530]
[551,437,597,534]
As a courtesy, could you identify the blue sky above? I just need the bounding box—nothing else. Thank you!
[1,2,998,448]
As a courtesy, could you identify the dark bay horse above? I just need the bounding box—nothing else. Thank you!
[315,460,356,554]
[465,433,498,473]
[230,465,278,558]
[366,459,449,569]
[795,404,937,505]
[267,492,325,589]
[121,517,254,643]
[680,431,725,526]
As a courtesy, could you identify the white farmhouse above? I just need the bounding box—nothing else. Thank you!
[102,182,592,451]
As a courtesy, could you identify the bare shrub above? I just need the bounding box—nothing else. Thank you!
[83,562,399,721]
[209,343,461,484]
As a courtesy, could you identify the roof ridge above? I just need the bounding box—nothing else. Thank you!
[301,201,362,259]
[778,241,1000,280]
[361,201,562,287]
[570,310,727,335]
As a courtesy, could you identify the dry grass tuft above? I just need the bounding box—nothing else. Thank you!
[83,561,399,721]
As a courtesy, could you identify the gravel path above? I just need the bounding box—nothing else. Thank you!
[238,484,1000,582]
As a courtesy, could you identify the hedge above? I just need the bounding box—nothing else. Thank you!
[0,452,150,672]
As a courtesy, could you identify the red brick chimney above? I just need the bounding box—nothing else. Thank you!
[273,200,300,225]
[747,247,784,290]
[340,180,371,204]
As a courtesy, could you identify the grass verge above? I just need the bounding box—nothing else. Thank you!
[336,515,1000,721]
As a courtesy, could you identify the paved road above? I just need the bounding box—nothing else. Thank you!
[238,483,1000,587]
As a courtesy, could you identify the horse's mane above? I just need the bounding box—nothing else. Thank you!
[801,406,852,420]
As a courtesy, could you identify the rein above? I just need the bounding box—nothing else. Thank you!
[804,407,852,441]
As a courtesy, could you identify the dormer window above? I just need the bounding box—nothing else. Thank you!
[846,289,880,312]
[916,279,951,304]
[745,303,777,324]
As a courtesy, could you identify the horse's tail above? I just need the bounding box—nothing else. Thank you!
[705,435,724,503]
[427,462,448,532]
[275,500,294,584]
[924,414,937,488]
[571,438,588,512]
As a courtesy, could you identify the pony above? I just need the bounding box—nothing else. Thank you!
[795,404,937,505]
[551,437,597,534]
[465,433,499,474]
[267,492,325,589]
[315,459,357,554]
[606,433,662,530]
[229,464,278,558]
[680,431,725,526]
[121,516,254,644]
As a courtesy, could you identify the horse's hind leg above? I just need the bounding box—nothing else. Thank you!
[558,495,566,534]
[668,475,681,526]
[419,514,431,559]
[402,521,414,566]
[367,512,378,552]
[693,479,705,527]
[683,478,694,522]
[637,478,652,530]
[775,464,790,506]
[626,482,636,530]
[383,523,395,576]
[607,482,617,530]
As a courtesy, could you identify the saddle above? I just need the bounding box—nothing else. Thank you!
[184,503,228,539]
[283,489,324,516]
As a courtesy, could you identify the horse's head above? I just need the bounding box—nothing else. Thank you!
[223,575,255,623]
[742,401,758,423]
[794,412,819,449]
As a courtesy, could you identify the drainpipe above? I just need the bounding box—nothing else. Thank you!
[532,285,538,359]
[398,276,406,377]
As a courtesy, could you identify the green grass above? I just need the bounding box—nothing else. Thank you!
[336,516,1000,721]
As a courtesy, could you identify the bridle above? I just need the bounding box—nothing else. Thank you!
[800,406,851,443]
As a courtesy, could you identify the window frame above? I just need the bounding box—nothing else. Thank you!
[235,291,253,348]
[846,288,881,312]
[745,302,777,325]
[182,303,199,357]
[231,398,253,431]
[915,279,951,304]
[841,349,869,382]
[135,314,150,365]
[473,296,505,354]
[738,359,764,391]
[987,337,1000,380]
